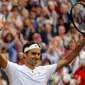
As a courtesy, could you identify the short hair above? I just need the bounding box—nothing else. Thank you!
[22,41,40,53]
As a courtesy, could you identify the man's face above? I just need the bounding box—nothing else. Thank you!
[25,48,41,66]
[60,4,67,14]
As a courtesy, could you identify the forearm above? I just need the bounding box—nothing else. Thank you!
[56,40,85,71]
[66,40,85,64]
[0,53,8,68]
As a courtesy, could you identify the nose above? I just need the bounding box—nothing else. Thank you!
[35,55,40,59]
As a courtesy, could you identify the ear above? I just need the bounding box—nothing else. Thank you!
[23,53,27,59]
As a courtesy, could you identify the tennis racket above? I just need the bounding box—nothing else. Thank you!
[70,2,85,35]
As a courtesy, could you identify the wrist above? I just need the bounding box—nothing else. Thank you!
[79,40,85,46]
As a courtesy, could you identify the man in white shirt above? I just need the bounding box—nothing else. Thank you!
[0,16,85,85]
[0,40,85,85]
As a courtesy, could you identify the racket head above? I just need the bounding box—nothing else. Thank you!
[70,2,85,36]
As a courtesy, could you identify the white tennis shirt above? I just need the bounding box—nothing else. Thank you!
[3,61,57,85]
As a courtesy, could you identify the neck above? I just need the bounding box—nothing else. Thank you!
[25,63,36,70]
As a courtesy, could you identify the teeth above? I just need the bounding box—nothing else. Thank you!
[19,52,23,55]
[28,60,38,65]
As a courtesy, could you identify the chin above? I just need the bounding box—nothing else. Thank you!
[31,63,37,66]
[31,64,35,66]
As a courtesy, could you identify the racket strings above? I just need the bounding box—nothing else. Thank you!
[79,22,85,32]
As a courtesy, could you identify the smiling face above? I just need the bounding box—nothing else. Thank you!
[24,48,41,67]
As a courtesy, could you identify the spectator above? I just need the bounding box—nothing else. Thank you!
[65,23,82,46]
[32,33,47,53]
[42,39,61,64]
[73,55,85,85]
[47,1,58,27]
[59,3,70,25]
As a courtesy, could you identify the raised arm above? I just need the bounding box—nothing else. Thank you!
[0,53,8,68]
[0,14,8,68]
[56,37,85,71]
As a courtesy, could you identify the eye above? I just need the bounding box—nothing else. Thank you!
[32,52,37,55]
[37,53,41,56]
[31,52,41,56]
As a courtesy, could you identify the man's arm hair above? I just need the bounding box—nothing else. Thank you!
[56,40,85,71]
[0,53,8,69]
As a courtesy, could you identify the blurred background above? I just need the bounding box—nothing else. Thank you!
[0,0,85,85]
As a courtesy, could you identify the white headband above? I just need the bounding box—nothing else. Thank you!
[24,44,40,52]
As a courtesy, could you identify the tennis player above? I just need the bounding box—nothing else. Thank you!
[0,16,85,85]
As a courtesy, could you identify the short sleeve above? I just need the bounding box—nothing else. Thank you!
[43,64,57,79]
[2,61,19,79]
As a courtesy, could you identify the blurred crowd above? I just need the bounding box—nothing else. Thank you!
[0,0,85,85]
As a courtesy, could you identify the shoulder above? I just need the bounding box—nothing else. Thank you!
[37,64,57,71]
[3,61,21,71]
